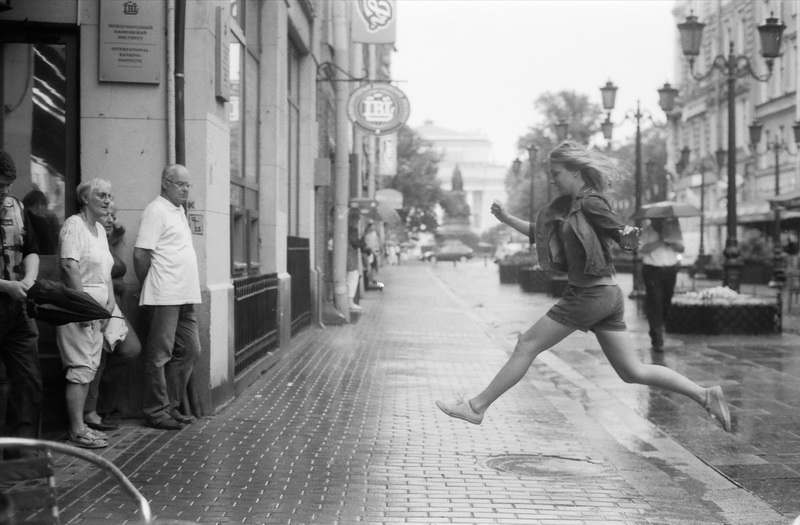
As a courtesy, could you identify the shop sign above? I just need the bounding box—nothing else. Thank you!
[99,0,163,84]
[377,132,397,176]
[347,84,410,135]
[352,0,397,44]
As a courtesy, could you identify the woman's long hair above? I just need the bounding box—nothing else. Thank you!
[548,141,626,193]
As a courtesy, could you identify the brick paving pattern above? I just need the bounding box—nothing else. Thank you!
[30,261,790,524]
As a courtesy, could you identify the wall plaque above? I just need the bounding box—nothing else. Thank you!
[99,0,163,84]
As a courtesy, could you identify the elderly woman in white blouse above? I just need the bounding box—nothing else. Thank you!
[56,178,115,449]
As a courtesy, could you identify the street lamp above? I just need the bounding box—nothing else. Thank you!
[554,119,569,142]
[676,11,786,291]
[748,121,800,288]
[527,145,538,227]
[681,147,724,274]
[599,79,658,297]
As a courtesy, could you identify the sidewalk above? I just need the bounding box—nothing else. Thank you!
[45,260,795,524]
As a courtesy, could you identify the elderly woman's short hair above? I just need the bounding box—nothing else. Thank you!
[76,178,111,208]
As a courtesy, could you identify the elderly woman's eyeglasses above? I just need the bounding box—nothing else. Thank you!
[165,179,191,189]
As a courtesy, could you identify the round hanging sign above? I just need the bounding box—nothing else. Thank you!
[347,83,410,135]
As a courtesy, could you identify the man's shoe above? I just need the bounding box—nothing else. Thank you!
[704,386,731,432]
[349,302,363,312]
[146,418,185,431]
[435,397,483,425]
[170,410,196,424]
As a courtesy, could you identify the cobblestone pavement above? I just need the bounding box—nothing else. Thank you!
[39,260,796,524]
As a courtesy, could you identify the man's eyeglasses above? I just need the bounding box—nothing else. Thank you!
[165,179,191,189]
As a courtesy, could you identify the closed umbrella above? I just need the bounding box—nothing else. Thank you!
[629,201,701,220]
[26,279,113,326]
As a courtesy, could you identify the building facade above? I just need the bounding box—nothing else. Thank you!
[0,0,389,430]
[667,0,800,262]
[414,120,507,233]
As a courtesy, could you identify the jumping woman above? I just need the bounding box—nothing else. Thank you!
[436,141,731,432]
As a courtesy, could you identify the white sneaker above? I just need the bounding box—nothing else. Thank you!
[349,302,363,312]
[435,396,483,425]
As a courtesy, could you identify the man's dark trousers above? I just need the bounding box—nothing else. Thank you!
[642,264,679,350]
[0,298,42,439]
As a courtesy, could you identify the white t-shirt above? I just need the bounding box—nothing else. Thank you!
[641,222,681,267]
[58,215,113,306]
[135,196,201,306]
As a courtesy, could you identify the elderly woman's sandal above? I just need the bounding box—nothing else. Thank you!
[68,428,108,449]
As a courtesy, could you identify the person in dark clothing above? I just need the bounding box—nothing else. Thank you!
[0,150,43,451]
[22,190,59,256]
[436,141,732,433]
[640,217,684,352]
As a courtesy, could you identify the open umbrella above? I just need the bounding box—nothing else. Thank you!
[349,198,402,226]
[629,201,701,220]
[26,279,113,326]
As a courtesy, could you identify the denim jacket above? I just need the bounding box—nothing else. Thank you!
[532,187,626,277]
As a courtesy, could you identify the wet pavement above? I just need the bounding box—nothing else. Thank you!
[32,259,800,524]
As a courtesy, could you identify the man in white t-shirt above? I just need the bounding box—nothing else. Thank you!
[134,164,201,430]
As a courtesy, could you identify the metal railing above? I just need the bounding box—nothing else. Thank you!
[287,236,312,334]
[233,273,279,377]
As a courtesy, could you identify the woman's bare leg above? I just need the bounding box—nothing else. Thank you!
[469,316,576,414]
[594,329,705,403]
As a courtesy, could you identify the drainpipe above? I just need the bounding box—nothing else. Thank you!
[174,0,186,165]
[332,1,351,317]
[166,0,176,164]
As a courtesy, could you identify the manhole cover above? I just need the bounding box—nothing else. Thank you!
[481,454,608,477]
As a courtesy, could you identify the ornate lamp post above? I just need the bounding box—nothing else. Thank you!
[748,120,800,288]
[527,144,538,226]
[599,80,659,297]
[679,147,724,275]
[676,11,786,291]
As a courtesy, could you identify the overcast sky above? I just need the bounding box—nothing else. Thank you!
[392,0,679,165]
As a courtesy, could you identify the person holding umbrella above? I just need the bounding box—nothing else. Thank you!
[0,150,43,453]
[640,216,684,353]
[56,178,115,448]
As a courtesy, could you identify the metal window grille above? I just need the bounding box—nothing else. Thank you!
[287,236,311,334]
[233,273,279,377]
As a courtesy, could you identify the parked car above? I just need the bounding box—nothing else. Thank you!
[434,240,474,262]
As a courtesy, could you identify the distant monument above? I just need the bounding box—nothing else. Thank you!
[437,166,478,246]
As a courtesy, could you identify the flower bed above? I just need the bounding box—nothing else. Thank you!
[666,287,780,335]
[518,267,551,293]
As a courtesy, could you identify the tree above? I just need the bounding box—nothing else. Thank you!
[388,125,443,238]
[506,91,605,220]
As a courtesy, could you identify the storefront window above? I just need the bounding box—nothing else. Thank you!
[2,35,77,256]
[228,8,259,276]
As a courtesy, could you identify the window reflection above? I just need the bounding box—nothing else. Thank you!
[2,42,66,254]
[229,42,242,179]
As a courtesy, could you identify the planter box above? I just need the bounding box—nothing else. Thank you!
[498,264,521,284]
[666,301,781,335]
[740,264,773,285]
[518,267,551,293]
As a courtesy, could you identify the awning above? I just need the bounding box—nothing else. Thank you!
[706,199,800,226]
[769,188,800,210]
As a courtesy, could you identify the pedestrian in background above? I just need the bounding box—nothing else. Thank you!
[0,150,43,454]
[83,200,141,431]
[640,217,684,353]
[436,141,731,432]
[22,190,59,255]
[347,207,366,312]
[134,164,200,431]
[56,178,115,448]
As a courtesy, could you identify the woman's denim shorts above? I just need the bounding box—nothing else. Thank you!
[546,284,626,332]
